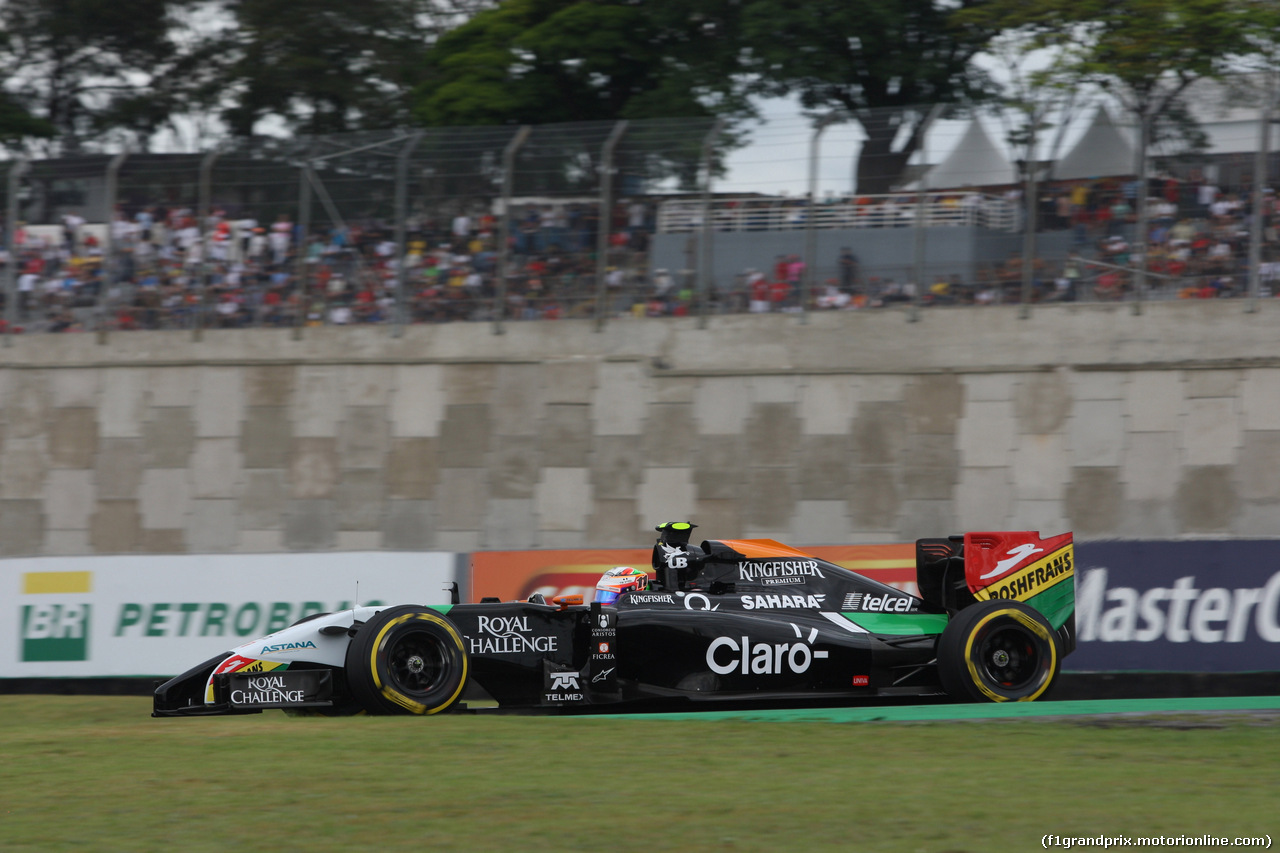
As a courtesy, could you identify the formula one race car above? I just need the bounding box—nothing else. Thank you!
[152,523,1076,717]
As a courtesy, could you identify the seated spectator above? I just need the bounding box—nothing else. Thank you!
[816,280,851,310]
[1095,270,1125,300]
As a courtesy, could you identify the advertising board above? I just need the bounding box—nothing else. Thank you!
[1071,541,1280,672]
[12,538,1275,679]
[1,552,460,678]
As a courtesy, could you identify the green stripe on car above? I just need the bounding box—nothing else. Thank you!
[1025,579,1074,630]
[843,612,949,635]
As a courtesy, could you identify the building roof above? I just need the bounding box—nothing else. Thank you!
[1053,106,1137,180]
[915,119,1015,190]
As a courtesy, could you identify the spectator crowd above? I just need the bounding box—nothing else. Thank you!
[0,199,659,333]
[1,173,1277,334]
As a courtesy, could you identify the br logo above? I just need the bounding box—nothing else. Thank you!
[21,604,91,662]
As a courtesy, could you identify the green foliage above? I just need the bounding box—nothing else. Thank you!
[740,0,992,111]
[412,0,996,193]
[0,91,55,148]
[219,0,439,137]
[962,0,1255,102]
[9,0,1274,177]
[412,0,750,127]
[412,0,557,126]
[0,0,199,152]
[960,0,1263,169]
[409,0,740,193]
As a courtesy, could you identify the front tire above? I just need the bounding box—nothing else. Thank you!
[937,599,1060,702]
[345,606,469,715]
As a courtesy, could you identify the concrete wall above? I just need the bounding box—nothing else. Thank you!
[3,300,1279,556]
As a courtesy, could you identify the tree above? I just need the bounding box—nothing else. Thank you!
[217,0,488,138]
[959,0,1257,298]
[217,0,437,136]
[410,0,751,194]
[0,0,212,154]
[411,0,752,127]
[977,31,1084,183]
[961,0,1253,152]
[738,0,999,194]
[0,91,55,150]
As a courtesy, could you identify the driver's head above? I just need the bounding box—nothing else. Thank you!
[593,566,649,604]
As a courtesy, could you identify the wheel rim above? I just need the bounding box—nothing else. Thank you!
[977,624,1042,691]
[385,628,449,696]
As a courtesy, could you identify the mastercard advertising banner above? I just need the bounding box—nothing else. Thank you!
[470,543,918,602]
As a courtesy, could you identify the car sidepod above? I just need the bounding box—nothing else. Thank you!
[445,602,591,708]
[613,570,946,701]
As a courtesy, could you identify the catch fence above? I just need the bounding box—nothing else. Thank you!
[3,81,1280,339]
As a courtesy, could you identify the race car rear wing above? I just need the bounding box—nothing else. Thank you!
[915,531,1076,647]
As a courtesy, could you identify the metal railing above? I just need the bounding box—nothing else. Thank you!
[657,193,1020,233]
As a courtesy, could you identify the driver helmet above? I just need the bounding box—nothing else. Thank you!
[594,566,649,604]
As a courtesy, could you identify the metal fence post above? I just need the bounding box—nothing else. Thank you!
[803,117,836,326]
[698,118,723,329]
[292,158,313,339]
[1132,111,1152,316]
[910,174,926,323]
[1249,72,1275,314]
[494,126,531,336]
[194,148,221,341]
[393,130,424,337]
[910,105,944,323]
[595,120,629,332]
[97,149,129,343]
[4,157,29,347]
[1020,122,1038,320]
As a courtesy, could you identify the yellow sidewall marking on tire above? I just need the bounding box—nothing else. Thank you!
[963,608,1057,702]
[370,611,469,715]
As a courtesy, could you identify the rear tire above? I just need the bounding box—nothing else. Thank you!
[345,606,469,715]
[937,599,1060,702]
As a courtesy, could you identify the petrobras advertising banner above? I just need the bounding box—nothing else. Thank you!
[1,552,461,678]
[1070,541,1280,672]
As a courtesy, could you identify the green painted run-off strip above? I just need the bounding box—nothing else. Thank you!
[591,695,1280,723]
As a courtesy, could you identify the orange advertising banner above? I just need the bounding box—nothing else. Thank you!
[469,542,919,603]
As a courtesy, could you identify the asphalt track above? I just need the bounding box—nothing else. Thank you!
[591,695,1280,722]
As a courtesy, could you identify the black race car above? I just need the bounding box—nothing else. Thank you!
[152,522,1076,717]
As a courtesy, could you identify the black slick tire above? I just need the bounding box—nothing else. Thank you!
[937,599,1060,702]
[344,605,469,715]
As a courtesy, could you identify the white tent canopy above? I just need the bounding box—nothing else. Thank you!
[1053,107,1136,181]
[917,119,1015,190]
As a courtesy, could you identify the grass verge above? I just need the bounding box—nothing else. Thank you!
[2,696,1276,852]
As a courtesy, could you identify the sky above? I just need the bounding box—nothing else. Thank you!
[716,98,869,197]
